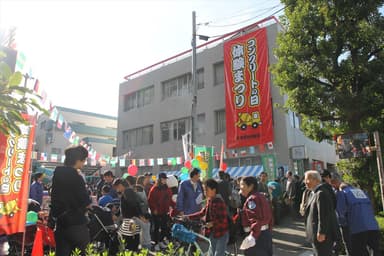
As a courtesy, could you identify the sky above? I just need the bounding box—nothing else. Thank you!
[0,0,283,116]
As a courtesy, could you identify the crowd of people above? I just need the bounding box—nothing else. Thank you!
[5,145,379,256]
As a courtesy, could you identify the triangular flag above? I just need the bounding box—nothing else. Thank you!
[176,157,182,165]
[148,158,154,166]
[63,125,72,140]
[167,158,173,166]
[33,79,40,94]
[119,158,126,167]
[57,114,64,129]
[49,107,58,121]
[69,131,76,143]
[31,226,44,256]
[139,159,145,166]
[51,154,58,162]
[157,158,163,165]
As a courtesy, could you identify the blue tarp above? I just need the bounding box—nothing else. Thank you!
[164,165,264,178]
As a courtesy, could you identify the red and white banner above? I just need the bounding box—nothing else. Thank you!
[0,115,36,235]
[224,28,273,148]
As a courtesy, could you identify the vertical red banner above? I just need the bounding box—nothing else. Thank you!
[224,28,273,148]
[0,115,36,235]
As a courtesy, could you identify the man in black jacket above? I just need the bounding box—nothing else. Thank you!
[50,146,91,256]
[304,170,338,256]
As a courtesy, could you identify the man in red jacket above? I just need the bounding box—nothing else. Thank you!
[148,172,175,251]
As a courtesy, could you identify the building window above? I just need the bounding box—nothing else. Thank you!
[197,68,204,89]
[214,109,226,134]
[161,117,189,142]
[123,86,154,111]
[162,73,191,100]
[122,125,154,149]
[288,110,301,129]
[214,62,224,86]
[51,148,62,155]
[197,113,206,135]
[40,120,46,130]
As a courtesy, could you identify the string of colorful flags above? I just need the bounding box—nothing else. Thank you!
[31,77,275,168]
[32,143,275,167]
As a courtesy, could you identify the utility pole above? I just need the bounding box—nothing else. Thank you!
[191,11,197,145]
[373,131,384,211]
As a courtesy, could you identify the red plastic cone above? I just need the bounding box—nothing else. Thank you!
[31,226,44,256]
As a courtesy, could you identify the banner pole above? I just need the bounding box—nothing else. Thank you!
[21,117,36,256]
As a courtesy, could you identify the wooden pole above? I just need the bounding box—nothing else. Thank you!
[373,131,384,211]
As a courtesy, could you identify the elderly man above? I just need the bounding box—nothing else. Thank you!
[304,170,338,256]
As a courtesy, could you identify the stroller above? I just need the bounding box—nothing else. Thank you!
[88,205,120,255]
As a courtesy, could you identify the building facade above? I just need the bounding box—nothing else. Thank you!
[117,21,337,177]
[34,106,117,162]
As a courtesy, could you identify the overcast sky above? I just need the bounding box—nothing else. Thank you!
[0,0,282,116]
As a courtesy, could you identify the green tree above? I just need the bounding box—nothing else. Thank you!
[0,51,46,135]
[272,0,384,141]
[272,0,384,209]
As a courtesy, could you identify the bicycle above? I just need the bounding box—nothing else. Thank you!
[170,216,212,256]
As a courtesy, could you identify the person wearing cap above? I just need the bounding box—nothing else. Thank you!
[147,172,175,251]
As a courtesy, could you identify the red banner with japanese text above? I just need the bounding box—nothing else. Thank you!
[0,115,36,235]
[224,28,273,148]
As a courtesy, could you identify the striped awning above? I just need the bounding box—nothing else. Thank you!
[163,165,263,179]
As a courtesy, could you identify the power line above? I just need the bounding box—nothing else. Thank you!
[197,4,280,26]
[206,4,284,28]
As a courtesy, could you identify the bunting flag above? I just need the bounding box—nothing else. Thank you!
[68,131,76,143]
[176,157,182,165]
[119,158,126,167]
[267,142,274,150]
[157,158,163,165]
[57,114,64,129]
[63,126,72,140]
[50,154,57,162]
[49,107,58,121]
[148,158,154,166]
[31,151,38,160]
[240,150,247,156]
[41,90,47,104]
[40,152,47,161]
[131,159,136,166]
[72,136,80,146]
[33,79,40,94]
[139,159,145,166]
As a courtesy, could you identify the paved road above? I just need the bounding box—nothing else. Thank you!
[226,216,313,256]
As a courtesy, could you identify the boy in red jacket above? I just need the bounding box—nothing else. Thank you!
[148,173,175,251]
